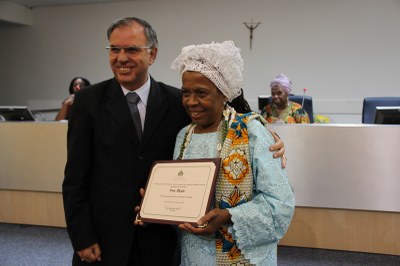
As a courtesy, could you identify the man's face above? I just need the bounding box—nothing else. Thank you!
[108,23,157,91]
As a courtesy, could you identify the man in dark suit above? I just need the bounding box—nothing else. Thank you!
[62,17,190,265]
[62,17,285,265]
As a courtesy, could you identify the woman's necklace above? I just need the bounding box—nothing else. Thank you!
[178,106,236,160]
[177,123,196,160]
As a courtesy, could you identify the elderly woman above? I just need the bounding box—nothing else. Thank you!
[261,74,310,124]
[171,41,295,265]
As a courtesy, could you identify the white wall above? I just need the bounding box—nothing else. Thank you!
[0,0,399,122]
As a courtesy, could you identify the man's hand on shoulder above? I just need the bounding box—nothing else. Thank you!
[268,130,286,169]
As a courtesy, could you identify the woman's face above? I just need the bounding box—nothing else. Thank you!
[271,85,289,108]
[181,71,227,133]
[72,78,87,93]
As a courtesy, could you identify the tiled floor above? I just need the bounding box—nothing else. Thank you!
[1,223,399,266]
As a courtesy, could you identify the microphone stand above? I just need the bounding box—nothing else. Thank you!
[302,88,307,107]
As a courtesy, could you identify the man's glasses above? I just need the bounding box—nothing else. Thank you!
[106,46,152,56]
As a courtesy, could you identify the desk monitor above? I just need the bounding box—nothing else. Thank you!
[373,106,400,124]
[0,106,36,121]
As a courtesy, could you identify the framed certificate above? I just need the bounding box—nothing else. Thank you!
[137,158,221,226]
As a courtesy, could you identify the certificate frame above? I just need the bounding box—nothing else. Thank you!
[137,158,221,226]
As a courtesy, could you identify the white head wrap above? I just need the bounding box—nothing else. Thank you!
[270,73,292,94]
[171,41,244,102]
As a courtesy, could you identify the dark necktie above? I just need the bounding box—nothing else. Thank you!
[126,92,142,141]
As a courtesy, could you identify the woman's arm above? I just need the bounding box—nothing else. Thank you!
[55,95,74,121]
[228,120,295,264]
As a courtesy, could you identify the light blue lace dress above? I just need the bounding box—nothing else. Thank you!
[173,120,295,266]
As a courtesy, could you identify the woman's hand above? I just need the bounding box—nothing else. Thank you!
[178,208,231,235]
[55,95,75,121]
[63,95,75,106]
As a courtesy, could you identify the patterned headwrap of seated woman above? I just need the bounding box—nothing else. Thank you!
[171,40,244,102]
[270,73,292,94]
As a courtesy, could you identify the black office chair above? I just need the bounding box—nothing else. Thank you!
[258,95,314,123]
[361,97,400,123]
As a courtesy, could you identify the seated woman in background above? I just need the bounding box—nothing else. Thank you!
[261,74,310,124]
[55,77,91,121]
[171,41,295,265]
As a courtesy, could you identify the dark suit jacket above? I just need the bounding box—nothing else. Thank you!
[62,77,190,265]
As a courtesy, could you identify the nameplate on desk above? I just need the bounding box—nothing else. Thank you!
[138,158,220,226]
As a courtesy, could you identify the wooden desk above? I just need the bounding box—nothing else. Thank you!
[0,122,67,227]
[268,124,400,255]
[0,122,399,255]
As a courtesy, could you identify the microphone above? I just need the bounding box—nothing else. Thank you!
[302,88,307,108]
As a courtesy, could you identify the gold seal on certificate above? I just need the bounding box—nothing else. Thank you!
[137,158,221,226]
